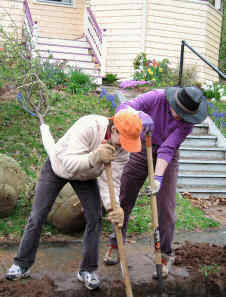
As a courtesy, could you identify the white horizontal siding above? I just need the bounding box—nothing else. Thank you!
[203,5,222,82]
[0,0,23,9]
[0,0,24,44]
[0,0,222,84]
[90,0,223,83]
[146,0,222,83]
[90,0,144,79]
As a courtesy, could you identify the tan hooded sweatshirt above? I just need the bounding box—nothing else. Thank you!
[40,114,129,209]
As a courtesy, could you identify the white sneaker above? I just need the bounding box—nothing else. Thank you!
[5,264,30,281]
[77,270,100,290]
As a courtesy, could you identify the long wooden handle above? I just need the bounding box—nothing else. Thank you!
[105,163,133,297]
[145,133,162,267]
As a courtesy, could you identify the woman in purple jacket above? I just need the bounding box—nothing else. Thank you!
[104,86,208,278]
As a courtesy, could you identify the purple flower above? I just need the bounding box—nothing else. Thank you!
[222,120,226,127]
[106,94,116,102]
[207,101,226,128]
[120,80,151,89]
[100,88,107,98]
[99,89,117,110]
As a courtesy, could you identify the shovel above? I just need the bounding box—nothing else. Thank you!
[145,132,163,290]
[105,163,134,297]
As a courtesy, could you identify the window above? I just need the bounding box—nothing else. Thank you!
[36,0,74,6]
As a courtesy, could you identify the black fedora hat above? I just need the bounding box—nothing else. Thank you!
[165,86,208,124]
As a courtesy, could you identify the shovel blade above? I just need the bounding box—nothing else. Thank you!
[156,264,163,290]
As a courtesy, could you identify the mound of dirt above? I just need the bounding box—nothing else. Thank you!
[0,275,56,297]
[175,241,226,295]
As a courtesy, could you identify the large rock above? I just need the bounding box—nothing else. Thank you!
[0,153,26,217]
[47,183,85,233]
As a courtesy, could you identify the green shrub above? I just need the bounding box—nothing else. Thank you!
[133,53,170,87]
[103,73,118,85]
[202,82,226,101]
[132,52,199,88]
[65,70,95,95]
[38,59,68,89]
[0,26,32,87]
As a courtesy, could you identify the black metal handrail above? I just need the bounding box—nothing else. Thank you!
[178,40,226,86]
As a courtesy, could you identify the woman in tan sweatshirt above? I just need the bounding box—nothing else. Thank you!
[5,110,142,290]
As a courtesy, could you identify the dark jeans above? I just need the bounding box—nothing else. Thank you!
[109,143,178,255]
[14,158,102,272]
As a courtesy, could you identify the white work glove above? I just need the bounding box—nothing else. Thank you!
[91,143,116,166]
[107,205,124,228]
[149,176,163,195]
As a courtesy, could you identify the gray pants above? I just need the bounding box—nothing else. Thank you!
[110,143,178,255]
[14,158,102,272]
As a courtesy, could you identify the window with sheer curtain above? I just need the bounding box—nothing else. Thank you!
[36,0,74,6]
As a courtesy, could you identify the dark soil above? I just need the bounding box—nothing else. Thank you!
[175,241,226,295]
[0,276,56,297]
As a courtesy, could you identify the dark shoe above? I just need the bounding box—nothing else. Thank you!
[5,264,30,281]
[77,270,100,290]
[104,245,119,265]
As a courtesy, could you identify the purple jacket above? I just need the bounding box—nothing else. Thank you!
[116,89,193,164]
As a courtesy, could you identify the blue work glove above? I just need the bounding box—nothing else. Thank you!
[151,175,163,194]
[138,111,154,134]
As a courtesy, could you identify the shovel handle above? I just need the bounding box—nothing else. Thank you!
[145,133,162,264]
[105,163,133,297]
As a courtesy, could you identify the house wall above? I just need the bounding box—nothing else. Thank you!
[146,0,222,83]
[90,0,145,79]
[90,0,223,83]
[27,0,85,39]
[203,3,222,82]
[0,0,24,44]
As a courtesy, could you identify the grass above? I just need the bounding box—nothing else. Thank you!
[103,182,220,237]
[208,98,226,137]
[0,87,221,241]
[0,91,114,179]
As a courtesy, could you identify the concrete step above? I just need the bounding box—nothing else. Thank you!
[36,36,102,85]
[182,135,217,147]
[36,43,89,55]
[179,169,226,175]
[177,119,226,199]
[177,173,226,186]
[191,123,209,135]
[177,185,226,199]
[40,50,93,62]
[179,146,226,160]
[38,36,88,47]
[178,159,226,172]
[42,58,98,71]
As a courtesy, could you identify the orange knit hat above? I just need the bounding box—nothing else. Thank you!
[112,111,142,153]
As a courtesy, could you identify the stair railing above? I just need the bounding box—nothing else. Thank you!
[178,40,226,86]
[85,7,105,77]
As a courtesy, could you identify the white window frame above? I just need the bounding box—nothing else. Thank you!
[34,0,75,7]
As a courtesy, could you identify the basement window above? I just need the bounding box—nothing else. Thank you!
[36,0,74,6]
